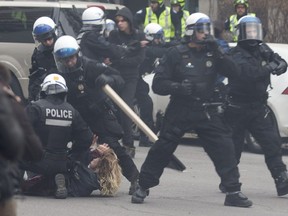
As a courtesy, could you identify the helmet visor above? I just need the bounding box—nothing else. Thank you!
[238,22,263,41]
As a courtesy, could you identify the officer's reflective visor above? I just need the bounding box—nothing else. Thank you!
[238,22,263,41]
[194,23,211,34]
[151,33,163,39]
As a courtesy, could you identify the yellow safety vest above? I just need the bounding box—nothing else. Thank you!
[229,13,256,42]
[144,7,172,42]
[170,9,189,39]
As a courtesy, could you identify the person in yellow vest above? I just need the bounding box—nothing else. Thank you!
[170,0,190,41]
[134,0,173,42]
[224,0,255,42]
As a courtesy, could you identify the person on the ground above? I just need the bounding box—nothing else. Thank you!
[131,12,253,208]
[221,15,288,197]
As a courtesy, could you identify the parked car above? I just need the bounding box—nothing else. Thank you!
[0,0,123,103]
[138,43,288,154]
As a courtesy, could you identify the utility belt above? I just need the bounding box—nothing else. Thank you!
[227,95,267,109]
[172,97,223,109]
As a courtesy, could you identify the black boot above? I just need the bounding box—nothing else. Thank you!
[224,191,253,207]
[131,185,149,204]
[274,171,288,196]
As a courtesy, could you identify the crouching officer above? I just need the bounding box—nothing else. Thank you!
[21,73,94,199]
[132,12,253,208]
[53,35,140,195]
[222,15,288,196]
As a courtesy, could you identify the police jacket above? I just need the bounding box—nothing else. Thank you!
[26,95,93,153]
[108,7,145,80]
[29,45,57,76]
[62,57,123,120]
[152,42,239,103]
[228,43,287,103]
[77,28,128,62]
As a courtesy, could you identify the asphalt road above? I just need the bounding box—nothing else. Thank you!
[16,142,288,216]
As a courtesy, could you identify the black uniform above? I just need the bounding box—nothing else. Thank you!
[108,7,146,150]
[22,95,93,175]
[77,27,128,62]
[138,42,243,193]
[226,42,288,195]
[61,57,139,185]
[136,43,167,145]
[28,45,57,101]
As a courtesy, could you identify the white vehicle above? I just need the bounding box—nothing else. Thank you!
[0,0,123,103]
[141,43,288,153]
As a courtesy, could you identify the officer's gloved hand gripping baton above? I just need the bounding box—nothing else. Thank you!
[102,84,186,171]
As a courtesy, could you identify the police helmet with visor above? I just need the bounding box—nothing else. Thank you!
[185,13,213,43]
[53,35,81,74]
[32,16,57,49]
[144,23,165,43]
[82,7,106,32]
[41,73,68,95]
[237,15,262,44]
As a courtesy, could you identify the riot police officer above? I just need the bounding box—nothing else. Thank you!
[77,7,129,62]
[136,23,168,147]
[29,17,58,101]
[53,35,140,195]
[131,12,253,208]
[22,73,93,199]
[223,15,288,196]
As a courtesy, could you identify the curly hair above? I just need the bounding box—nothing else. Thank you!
[94,148,122,196]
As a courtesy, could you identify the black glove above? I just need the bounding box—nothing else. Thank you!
[95,73,114,87]
[259,43,274,61]
[171,80,194,95]
[265,54,287,76]
[204,35,225,58]
[127,40,141,53]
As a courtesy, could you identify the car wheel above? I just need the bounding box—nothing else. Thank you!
[132,101,140,140]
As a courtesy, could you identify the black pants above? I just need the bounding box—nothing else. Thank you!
[20,152,68,176]
[225,102,287,178]
[139,101,241,192]
[118,77,138,148]
[85,109,139,183]
[135,77,154,141]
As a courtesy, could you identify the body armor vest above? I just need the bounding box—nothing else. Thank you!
[175,44,217,101]
[34,99,75,151]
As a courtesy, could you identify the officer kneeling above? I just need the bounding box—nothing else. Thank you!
[21,73,93,199]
